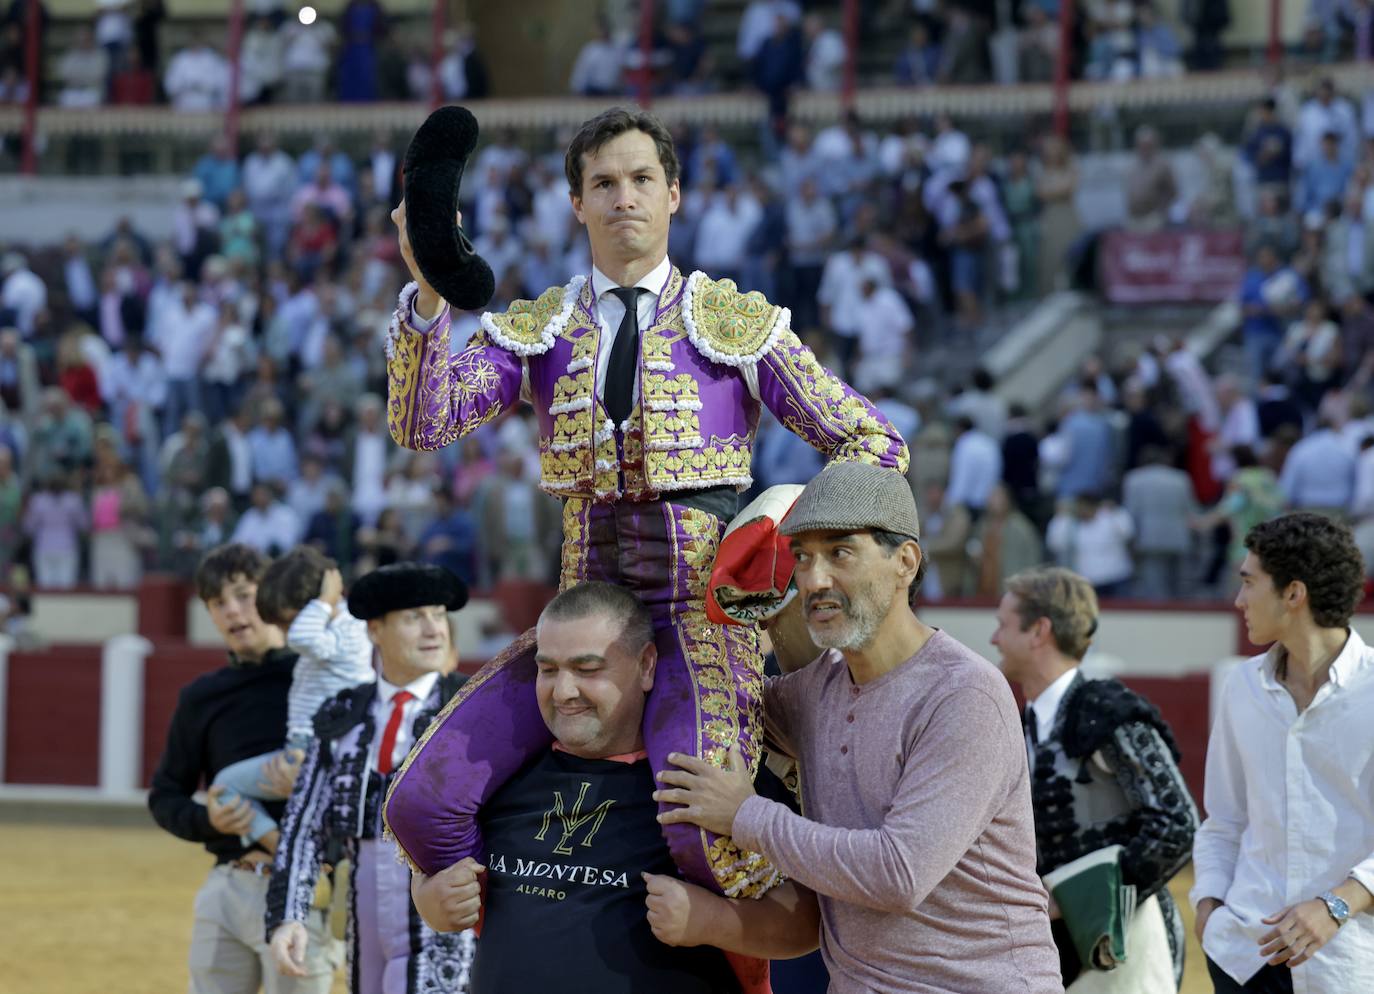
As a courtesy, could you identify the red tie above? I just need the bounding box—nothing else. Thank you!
[377,690,414,776]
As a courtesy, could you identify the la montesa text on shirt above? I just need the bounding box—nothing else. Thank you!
[486,777,632,901]
[485,854,631,900]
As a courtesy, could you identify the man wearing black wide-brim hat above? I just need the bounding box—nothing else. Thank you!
[266,563,476,994]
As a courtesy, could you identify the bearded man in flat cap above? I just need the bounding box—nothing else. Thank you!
[655,462,1063,994]
[267,563,476,994]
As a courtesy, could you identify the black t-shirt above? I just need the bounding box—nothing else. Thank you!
[471,750,740,994]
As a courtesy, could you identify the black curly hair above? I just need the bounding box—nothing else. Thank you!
[1244,512,1366,628]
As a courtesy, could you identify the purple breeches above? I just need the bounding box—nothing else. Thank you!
[383,497,779,898]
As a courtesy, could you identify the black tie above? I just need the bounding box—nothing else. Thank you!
[605,287,647,426]
[1023,706,1039,747]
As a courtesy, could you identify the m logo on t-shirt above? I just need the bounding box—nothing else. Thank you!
[534,780,615,855]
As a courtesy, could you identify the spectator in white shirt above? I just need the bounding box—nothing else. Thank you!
[1,252,47,338]
[1046,495,1135,598]
[281,16,336,103]
[947,367,1008,442]
[1294,77,1359,170]
[350,394,391,525]
[569,19,625,96]
[928,112,971,179]
[738,0,800,61]
[239,15,285,104]
[852,275,914,395]
[242,132,298,260]
[816,238,888,377]
[232,482,301,556]
[286,454,342,525]
[437,23,489,101]
[95,0,133,68]
[784,176,836,331]
[1193,512,1374,993]
[528,160,574,253]
[946,416,1003,514]
[100,335,167,489]
[471,215,523,290]
[1279,419,1356,513]
[1211,374,1261,485]
[163,40,231,111]
[155,281,217,438]
[248,399,299,486]
[62,236,99,327]
[802,13,846,91]
[693,185,762,286]
[57,28,109,107]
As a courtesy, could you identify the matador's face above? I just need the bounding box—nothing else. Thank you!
[570,129,680,271]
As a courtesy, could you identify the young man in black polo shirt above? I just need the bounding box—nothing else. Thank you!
[410,581,819,994]
[148,543,334,994]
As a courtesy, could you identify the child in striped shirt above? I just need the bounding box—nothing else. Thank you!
[212,546,376,847]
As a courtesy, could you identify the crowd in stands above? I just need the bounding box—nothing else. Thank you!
[8,56,1374,610]
[29,0,1374,115]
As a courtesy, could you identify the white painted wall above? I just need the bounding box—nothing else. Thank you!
[29,594,139,645]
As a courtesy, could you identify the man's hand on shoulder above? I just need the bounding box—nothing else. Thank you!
[654,744,756,837]
[411,856,484,932]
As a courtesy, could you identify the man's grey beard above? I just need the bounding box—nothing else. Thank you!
[806,593,884,651]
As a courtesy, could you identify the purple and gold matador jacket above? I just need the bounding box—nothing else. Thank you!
[385,266,907,495]
[382,266,908,904]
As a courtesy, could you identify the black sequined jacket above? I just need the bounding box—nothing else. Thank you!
[264,673,473,994]
[1031,672,1199,987]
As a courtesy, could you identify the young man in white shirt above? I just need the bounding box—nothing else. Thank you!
[1193,512,1374,993]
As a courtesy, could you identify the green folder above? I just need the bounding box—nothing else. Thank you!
[1042,845,1137,972]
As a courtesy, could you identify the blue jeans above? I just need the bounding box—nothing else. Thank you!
[212,733,310,844]
[1244,331,1282,386]
[163,377,203,438]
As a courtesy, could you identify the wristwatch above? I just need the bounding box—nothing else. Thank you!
[1319,890,1351,927]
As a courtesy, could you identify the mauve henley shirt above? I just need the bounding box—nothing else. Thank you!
[732,631,1063,994]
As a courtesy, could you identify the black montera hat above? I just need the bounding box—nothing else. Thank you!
[348,562,469,621]
[402,105,496,311]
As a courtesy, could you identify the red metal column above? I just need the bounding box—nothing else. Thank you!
[1268,0,1283,65]
[20,0,39,175]
[429,0,446,110]
[636,0,655,108]
[1052,0,1074,138]
[224,0,246,154]
[842,0,858,112]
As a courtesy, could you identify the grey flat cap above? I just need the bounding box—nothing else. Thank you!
[780,462,919,542]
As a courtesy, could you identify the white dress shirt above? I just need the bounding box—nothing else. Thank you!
[1191,631,1374,991]
[371,670,440,774]
[1046,507,1135,587]
[945,429,1002,511]
[1026,666,1079,757]
[156,298,217,380]
[231,502,301,553]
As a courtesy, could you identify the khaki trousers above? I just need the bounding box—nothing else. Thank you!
[188,864,336,994]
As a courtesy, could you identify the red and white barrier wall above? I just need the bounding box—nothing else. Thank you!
[4,584,1365,805]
